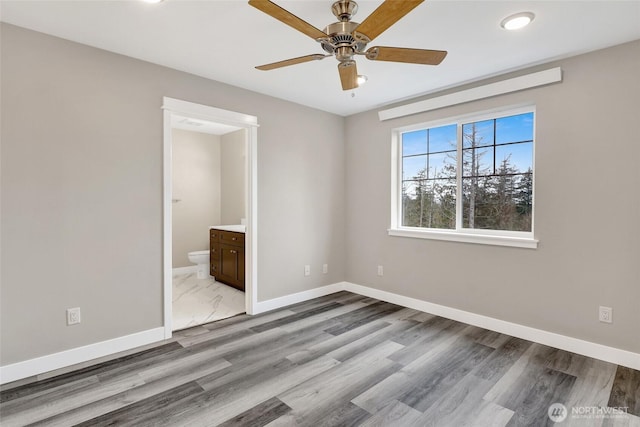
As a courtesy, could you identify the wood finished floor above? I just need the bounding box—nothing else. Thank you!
[1,291,639,426]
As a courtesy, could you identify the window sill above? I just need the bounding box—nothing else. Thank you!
[388,228,538,249]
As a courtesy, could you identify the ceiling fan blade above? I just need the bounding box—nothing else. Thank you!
[354,0,424,42]
[248,0,327,40]
[366,46,447,65]
[256,54,328,71]
[338,61,358,91]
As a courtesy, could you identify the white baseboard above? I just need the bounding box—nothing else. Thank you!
[172,266,197,276]
[3,281,637,385]
[342,282,640,371]
[253,282,347,314]
[0,327,165,385]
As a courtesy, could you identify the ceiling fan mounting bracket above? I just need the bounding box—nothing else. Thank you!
[331,0,359,22]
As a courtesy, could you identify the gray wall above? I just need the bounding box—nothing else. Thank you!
[0,24,346,365]
[220,129,246,225]
[171,129,221,268]
[344,40,640,354]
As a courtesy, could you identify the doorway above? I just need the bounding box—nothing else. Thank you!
[162,97,258,339]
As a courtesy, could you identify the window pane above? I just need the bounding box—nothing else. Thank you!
[402,129,427,156]
[462,119,494,148]
[403,155,426,180]
[462,173,532,232]
[496,112,534,144]
[397,109,534,236]
[428,124,457,153]
[462,147,493,177]
[402,179,455,229]
[495,142,532,174]
[428,152,456,178]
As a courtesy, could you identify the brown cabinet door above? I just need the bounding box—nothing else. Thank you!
[219,245,244,291]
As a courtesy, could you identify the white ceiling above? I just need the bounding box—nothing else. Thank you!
[1,0,639,116]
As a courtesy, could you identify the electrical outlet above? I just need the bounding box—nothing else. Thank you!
[304,265,310,276]
[377,265,384,276]
[67,307,81,326]
[322,264,328,274]
[599,306,612,323]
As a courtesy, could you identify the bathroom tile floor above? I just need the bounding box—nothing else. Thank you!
[172,273,245,331]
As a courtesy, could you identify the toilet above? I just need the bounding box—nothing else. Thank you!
[187,250,210,279]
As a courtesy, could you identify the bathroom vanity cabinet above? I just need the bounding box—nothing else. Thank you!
[210,228,245,291]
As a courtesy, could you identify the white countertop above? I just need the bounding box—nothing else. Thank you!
[209,224,246,233]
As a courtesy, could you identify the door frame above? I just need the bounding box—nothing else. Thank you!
[162,97,259,339]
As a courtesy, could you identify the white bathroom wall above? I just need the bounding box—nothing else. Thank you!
[220,129,246,225]
[172,128,221,268]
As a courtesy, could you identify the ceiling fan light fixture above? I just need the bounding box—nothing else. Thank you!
[500,12,535,30]
[357,75,368,86]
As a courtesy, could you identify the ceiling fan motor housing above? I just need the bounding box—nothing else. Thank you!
[321,21,367,61]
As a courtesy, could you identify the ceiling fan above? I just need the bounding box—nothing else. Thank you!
[248,0,447,90]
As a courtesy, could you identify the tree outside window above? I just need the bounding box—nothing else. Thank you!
[401,111,534,233]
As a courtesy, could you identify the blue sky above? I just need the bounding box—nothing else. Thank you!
[402,113,533,180]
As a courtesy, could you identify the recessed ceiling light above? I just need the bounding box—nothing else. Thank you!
[141,0,164,4]
[500,12,535,30]
[357,75,368,86]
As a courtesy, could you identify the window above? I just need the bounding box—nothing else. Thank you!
[391,107,537,248]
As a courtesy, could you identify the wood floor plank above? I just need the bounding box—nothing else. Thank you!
[461,400,515,427]
[326,320,418,363]
[217,396,292,427]
[388,320,469,366]
[277,300,371,334]
[28,356,231,427]
[171,356,340,426]
[267,402,371,427]
[0,341,183,404]
[398,342,495,412]
[358,399,424,427]
[494,346,574,412]
[1,374,146,426]
[277,341,403,425]
[176,312,289,347]
[249,302,345,333]
[483,342,546,403]
[286,320,391,365]
[602,413,640,427]
[504,367,576,427]
[351,325,475,413]
[417,374,495,427]
[609,365,640,416]
[73,381,205,427]
[474,336,533,384]
[279,340,403,411]
[323,301,405,336]
[564,357,618,418]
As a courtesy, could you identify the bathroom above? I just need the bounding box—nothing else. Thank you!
[171,116,247,331]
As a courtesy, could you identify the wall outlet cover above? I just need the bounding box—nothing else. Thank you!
[598,306,612,323]
[67,307,81,326]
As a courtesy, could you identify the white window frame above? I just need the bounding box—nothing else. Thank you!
[389,104,538,249]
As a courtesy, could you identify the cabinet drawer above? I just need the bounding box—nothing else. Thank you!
[210,229,221,241]
[219,231,244,247]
